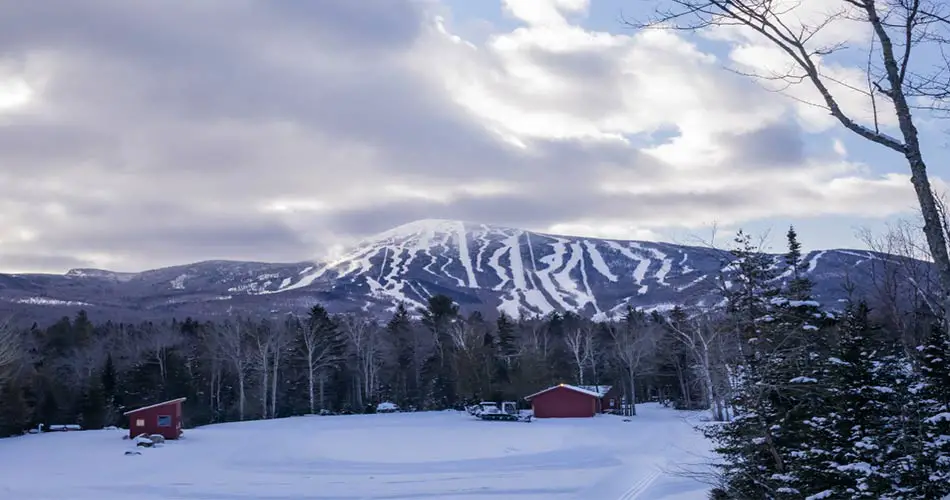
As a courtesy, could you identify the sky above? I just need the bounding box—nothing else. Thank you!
[0,0,947,274]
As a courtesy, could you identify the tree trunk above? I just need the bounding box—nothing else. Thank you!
[318,374,325,411]
[866,5,950,322]
[307,351,315,414]
[270,352,279,418]
[628,365,637,416]
[237,372,245,421]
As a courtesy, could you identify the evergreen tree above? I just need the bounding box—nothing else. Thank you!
[706,230,835,499]
[0,382,30,437]
[421,295,460,408]
[795,301,906,498]
[784,226,812,300]
[495,314,517,362]
[78,383,107,430]
[899,324,950,498]
[101,354,119,426]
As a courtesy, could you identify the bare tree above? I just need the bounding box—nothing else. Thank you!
[607,310,661,416]
[340,313,383,408]
[858,219,941,349]
[269,316,296,418]
[665,309,732,421]
[635,0,950,319]
[249,319,273,419]
[141,322,182,386]
[564,321,596,385]
[217,318,250,420]
[301,307,345,413]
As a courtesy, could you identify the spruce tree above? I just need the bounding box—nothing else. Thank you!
[784,226,812,300]
[707,230,835,499]
[899,324,950,498]
[795,301,906,498]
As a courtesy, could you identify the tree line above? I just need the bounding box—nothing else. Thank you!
[0,283,698,434]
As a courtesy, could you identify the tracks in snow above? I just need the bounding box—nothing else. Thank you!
[617,468,662,500]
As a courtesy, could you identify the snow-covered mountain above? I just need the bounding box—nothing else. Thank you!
[0,219,912,323]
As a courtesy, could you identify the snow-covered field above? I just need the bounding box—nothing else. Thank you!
[0,403,712,500]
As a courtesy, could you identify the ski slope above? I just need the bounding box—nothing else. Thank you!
[0,404,712,500]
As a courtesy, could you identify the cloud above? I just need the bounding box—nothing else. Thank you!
[0,0,939,273]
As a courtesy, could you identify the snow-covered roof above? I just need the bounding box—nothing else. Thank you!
[376,402,398,410]
[575,385,612,397]
[123,397,187,415]
[524,384,609,400]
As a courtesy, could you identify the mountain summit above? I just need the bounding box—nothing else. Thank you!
[0,219,895,323]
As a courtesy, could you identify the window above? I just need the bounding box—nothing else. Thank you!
[608,399,615,407]
[135,418,145,427]
[157,415,172,427]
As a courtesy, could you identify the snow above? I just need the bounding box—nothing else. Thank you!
[14,297,91,306]
[525,383,608,399]
[574,385,613,397]
[584,240,619,282]
[170,274,187,290]
[0,404,711,500]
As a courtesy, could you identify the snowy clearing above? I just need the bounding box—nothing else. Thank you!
[0,404,712,500]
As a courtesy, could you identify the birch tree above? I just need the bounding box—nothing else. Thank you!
[341,313,383,408]
[636,0,950,319]
[607,307,660,416]
[141,321,182,386]
[249,319,273,419]
[665,308,731,421]
[301,305,344,413]
[564,319,595,385]
[217,318,250,420]
[269,316,296,418]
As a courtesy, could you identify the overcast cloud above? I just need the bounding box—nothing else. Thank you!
[0,0,943,273]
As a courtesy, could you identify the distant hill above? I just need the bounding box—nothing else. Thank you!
[0,219,918,324]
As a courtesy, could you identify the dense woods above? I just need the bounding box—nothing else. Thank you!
[1,227,949,498]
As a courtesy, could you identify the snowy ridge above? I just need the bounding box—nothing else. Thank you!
[259,220,878,319]
[0,221,919,322]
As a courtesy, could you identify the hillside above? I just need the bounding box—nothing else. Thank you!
[0,219,906,323]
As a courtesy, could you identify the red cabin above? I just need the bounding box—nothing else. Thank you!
[123,397,186,440]
[524,384,617,418]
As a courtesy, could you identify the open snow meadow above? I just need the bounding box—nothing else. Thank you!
[0,404,711,500]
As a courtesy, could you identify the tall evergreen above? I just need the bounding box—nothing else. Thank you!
[706,230,835,499]
[784,226,812,300]
[899,324,950,498]
[795,301,906,498]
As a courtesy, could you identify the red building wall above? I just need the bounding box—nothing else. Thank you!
[530,386,597,418]
[600,386,622,413]
[127,401,183,440]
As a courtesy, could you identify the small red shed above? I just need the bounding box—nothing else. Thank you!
[525,384,607,418]
[123,397,186,440]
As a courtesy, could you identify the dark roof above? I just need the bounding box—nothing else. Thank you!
[123,397,187,415]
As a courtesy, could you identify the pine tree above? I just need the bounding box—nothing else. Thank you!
[495,314,517,363]
[784,226,812,300]
[707,230,835,499]
[898,324,950,498]
[794,301,907,498]
[0,382,30,437]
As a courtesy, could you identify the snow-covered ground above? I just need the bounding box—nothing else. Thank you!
[0,403,712,500]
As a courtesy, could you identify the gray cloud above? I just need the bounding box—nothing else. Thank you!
[0,0,857,273]
[719,122,806,167]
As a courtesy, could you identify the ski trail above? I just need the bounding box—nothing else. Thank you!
[455,221,478,288]
[618,468,662,500]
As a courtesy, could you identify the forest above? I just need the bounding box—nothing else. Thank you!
[1,227,949,498]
